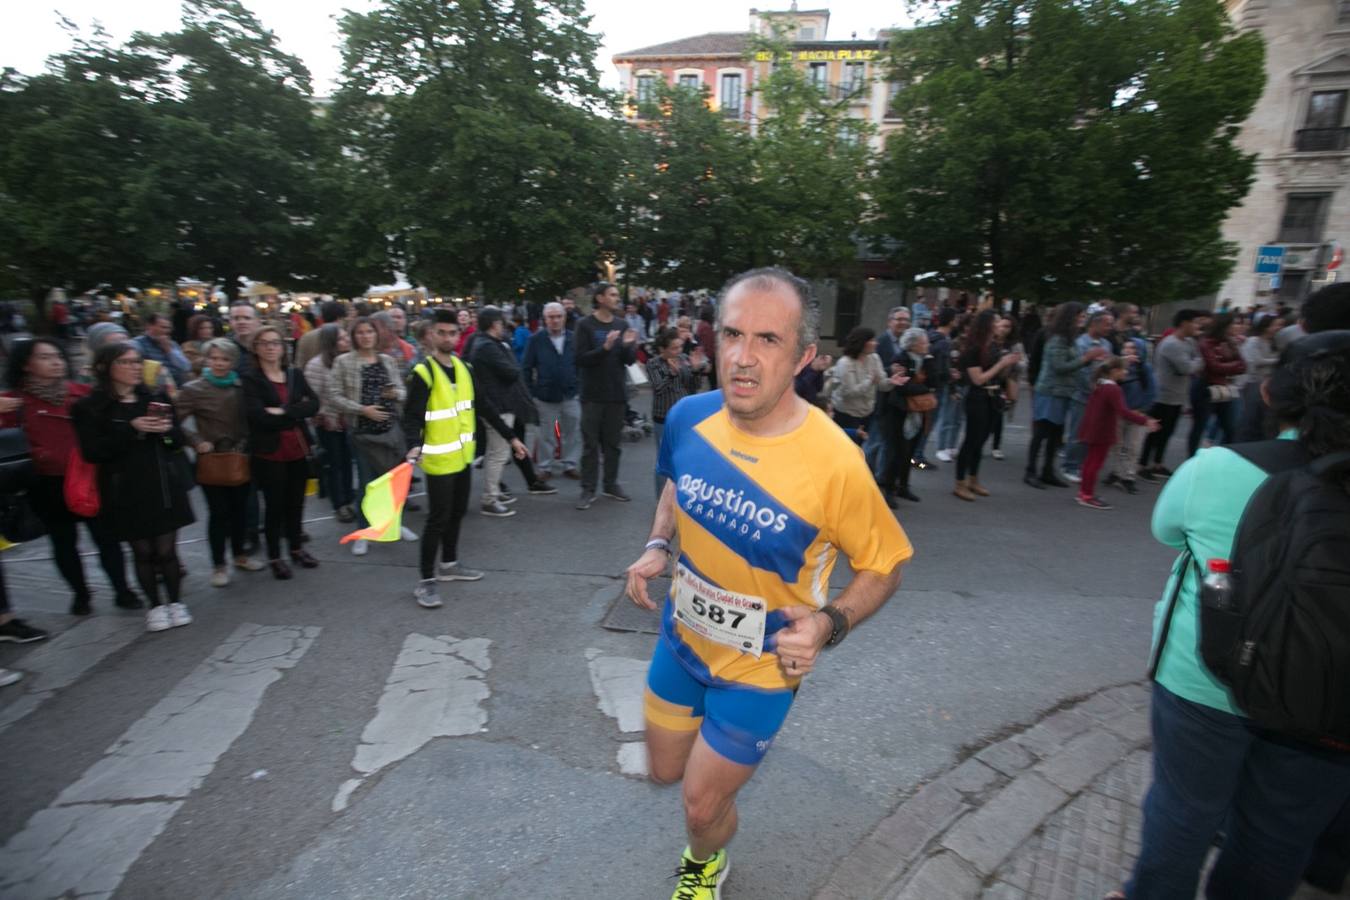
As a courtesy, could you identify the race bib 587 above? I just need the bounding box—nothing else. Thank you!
[671,563,767,657]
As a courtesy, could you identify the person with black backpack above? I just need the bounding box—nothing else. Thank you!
[1116,330,1350,900]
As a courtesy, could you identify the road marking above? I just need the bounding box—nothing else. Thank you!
[0,616,144,734]
[585,648,648,777]
[0,623,318,900]
[332,633,491,813]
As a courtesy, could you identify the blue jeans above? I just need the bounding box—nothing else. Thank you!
[1062,397,1088,471]
[1126,684,1350,900]
[936,387,965,451]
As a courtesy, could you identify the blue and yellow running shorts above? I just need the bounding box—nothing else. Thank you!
[643,635,795,766]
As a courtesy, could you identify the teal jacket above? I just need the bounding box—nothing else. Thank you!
[1033,335,1088,399]
[1149,432,1296,715]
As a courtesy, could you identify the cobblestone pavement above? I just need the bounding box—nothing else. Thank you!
[986,750,1148,899]
[817,681,1350,900]
[988,750,1349,900]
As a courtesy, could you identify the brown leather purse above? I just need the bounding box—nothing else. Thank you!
[196,450,250,487]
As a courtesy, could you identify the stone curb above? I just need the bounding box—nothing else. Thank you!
[814,681,1153,900]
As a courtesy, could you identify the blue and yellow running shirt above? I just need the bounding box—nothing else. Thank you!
[656,390,914,691]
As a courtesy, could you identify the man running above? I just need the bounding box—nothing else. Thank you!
[625,268,914,899]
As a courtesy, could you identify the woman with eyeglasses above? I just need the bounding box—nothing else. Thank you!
[72,342,196,633]
[243,325,320,580]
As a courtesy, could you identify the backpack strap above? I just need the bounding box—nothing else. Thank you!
[1228,439,1310,474]
[1148,547,1194,681]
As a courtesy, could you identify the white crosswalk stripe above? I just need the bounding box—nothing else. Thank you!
[331,632,492,813]
[0,623,319,900]
[585,648,648,777]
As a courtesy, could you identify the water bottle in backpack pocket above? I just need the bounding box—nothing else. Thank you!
[1198,558,1247,674]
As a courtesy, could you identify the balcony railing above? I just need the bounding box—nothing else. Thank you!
[1295,127,1350,152]
[811,82,869,103]
[720,105,744,120]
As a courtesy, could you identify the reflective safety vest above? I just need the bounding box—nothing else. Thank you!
[413,356,477,475]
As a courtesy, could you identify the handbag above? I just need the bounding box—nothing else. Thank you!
[1208,383,1238,403]
[0,491,47,543]
[197,451,250,487]
[906,392,938,414]
[64,447,100,518]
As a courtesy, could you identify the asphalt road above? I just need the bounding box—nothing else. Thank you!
[0,397,1180,900]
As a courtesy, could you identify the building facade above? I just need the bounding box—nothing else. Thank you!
[1218,0,1350,307]
[613,32,757,124]
[612,5,900,150]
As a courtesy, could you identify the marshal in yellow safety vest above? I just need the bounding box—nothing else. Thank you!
[411,355,477,475]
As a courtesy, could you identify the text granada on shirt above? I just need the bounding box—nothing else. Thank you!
[677,473,791,540]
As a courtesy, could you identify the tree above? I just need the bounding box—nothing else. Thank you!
[614,34,875,290]
[0,27,181,322]
[334,0,623,299]
[611,82,759,289]
[131,0,325,298]
[746,33,877,280]
[873,0,1265,307]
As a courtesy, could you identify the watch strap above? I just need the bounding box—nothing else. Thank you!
[820,605,850,647]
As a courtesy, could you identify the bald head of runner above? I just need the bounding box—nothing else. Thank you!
[717,268,818,436]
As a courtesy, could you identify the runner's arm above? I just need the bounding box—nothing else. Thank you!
[774,563,905,675]
[826,564,904,634]
[625,479,678,610]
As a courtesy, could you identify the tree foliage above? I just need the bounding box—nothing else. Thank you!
[131,0,325,297]
[612,82,758,289]
[615,34,875,289]
[334,0,623,298]
[873,0,1265,305]
[0,28,180,309]
[747,33,876,280]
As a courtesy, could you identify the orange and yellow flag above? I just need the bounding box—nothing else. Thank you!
[340,462,414,544]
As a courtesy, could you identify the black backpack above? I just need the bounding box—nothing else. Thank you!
[1187,440,1350,748]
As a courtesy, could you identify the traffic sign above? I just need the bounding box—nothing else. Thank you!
[1254,245,1285,274]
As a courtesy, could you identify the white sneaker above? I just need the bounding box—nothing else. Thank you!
[0,668,21,687]
[211,568,229,588]
[400,526,420,542]
[992,449,1005,460]
[167,602,193,628]
[413,580,443,609]
[146,606,172,632]
[936,449,954,463]
[351,539,369,556]
[234,557,265,572]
